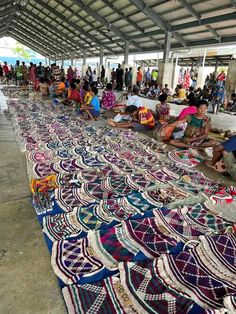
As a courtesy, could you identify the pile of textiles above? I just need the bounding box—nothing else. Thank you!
[7,97,236,314]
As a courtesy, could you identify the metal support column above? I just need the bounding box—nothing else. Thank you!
[82,49,87,77]
[62,59,64,66]
[124,40,129,65]
[163,31,171,63]
[162,31,172,86]
[99,46,104,66]
[83,49,87,66]
[214,58,219,76]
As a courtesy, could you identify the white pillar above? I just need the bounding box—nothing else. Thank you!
[196,49,207,88]
[82,49,87,77]
[172,55,179,89]
[162,31,173,87]
[124,40,129,66]
[99,46,104,66]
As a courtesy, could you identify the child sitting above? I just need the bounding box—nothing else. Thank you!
[80,86,100,120]
[38,78,48,97]
[57,78,66,96]
[49,79,57,98]
[66,82,81,106]
[156,93,170,122]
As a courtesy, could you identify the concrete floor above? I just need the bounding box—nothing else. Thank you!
[0,112,66,313]
[0,88,235,313]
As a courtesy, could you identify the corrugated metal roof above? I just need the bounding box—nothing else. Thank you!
[0,0,235,58]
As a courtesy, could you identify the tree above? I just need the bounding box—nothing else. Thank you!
[11,42,30,60]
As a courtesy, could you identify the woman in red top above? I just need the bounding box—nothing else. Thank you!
[67,82,81,104]
[136,67,143,88]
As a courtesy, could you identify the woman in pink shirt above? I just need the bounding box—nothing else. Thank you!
[178,98,197,120]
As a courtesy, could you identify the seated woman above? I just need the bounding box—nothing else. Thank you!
[101,83,116,110]
[205,135,236,181]
[178,97,197,120]
[177,84,186,98]
[156,93,170,122]
[66,82,81,105]
[57,78,66,96]
[168,100,216,148]
[80,86,100,120]
[108,105,155,132]
[226,93,236,112]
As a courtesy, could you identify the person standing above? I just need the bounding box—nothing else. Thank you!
[29,62,36,83]
[61,66,65,80]
[116,64,124,91]
[15,60,23,86]
[92,70,98,87]
[67,66,74,83]
[183,68,191,90]
[37,62,44,79]
[127,67,132,88]
[86,66,92,83]
[145,67,151,85]
[101,65,105,88]
[0,63,3,81]
[136,66,143,88]
[21,62,28,85]
[3,62,10,83]
[111,67,116,86]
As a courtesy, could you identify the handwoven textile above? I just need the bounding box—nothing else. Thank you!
[88,217,179,268]
[51,236,106,284]
[196,234,236,282]
[224,295,236,314]
[119,259,195,314]
[158,249,236,309]
[62,277,136,314]
[43,203,115,242]
[168,149,204,168]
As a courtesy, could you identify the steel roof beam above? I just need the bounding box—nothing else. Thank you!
[12,21,65,54]
[34,0,115,55]
[129,0,187,47]
[27,1,93,48]
[101,0,145,34]
[205,25,221,42]
[10,23,62,54]
[55,0,124,50]
[14,18,70,53]
[71,0,143,51]
[0,6,15,19]
[9,28,57,55]
[27,1,95,50]
[231,0,236,8]
[21,10,85,52]
[0,1,12,9]
[178,0,201,21]
[129,0,167,31]
[172,12,236,31]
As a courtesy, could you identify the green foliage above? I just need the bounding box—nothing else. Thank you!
[11,42,30,60]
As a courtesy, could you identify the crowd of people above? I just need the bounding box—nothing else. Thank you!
[1,59,235,181]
